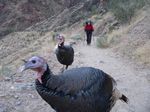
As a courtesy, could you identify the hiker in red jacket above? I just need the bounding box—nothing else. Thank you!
[84,21,94,45]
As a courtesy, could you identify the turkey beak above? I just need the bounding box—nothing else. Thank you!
[58,39,62,44]
[22,59,27,63]
[58,39,64,46]
[20,60,32,72]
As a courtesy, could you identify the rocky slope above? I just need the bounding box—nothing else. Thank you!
[111,8,150,67]
[0,0,101,38]
[0,1,150,112]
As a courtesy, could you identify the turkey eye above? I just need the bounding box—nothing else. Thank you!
[32,60,36,64]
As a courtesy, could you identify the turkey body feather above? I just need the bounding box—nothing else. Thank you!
[36,67,116,112]
[55,45,74,69]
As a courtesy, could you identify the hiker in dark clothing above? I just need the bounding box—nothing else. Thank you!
[84,21,94,45]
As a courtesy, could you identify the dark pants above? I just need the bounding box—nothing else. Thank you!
[85,31,93,45]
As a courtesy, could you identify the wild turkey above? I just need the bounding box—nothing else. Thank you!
[54,35,74,71]
[21,56,128,112]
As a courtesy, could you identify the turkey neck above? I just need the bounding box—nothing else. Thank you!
[58,42,64,48]
[41,64,53,85]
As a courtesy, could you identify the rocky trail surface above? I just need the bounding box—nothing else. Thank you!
[0,38,150,112]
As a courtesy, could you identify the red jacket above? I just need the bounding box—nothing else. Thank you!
[84,24,94,31]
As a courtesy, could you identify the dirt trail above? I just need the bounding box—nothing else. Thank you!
[71,39,150,112]
[0,37,150,112]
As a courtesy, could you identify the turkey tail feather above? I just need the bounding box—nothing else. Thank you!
[120,94,129,103]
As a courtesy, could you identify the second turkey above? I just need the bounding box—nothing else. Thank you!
[54,35,74,72]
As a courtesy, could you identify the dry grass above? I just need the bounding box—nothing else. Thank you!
[134,41,150,66]
[107,25,129,45]
[0,31,56,75]
[96,7,150,67]
[96,21,129,48]
[108,0,148,23]
[96,36,109,48]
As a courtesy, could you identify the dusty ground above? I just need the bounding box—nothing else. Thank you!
[0,37,150,112]
[0,7,150,112]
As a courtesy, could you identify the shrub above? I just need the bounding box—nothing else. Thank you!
[107,0,148,23]
[71,35,83,41]
[97,36,109,48]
